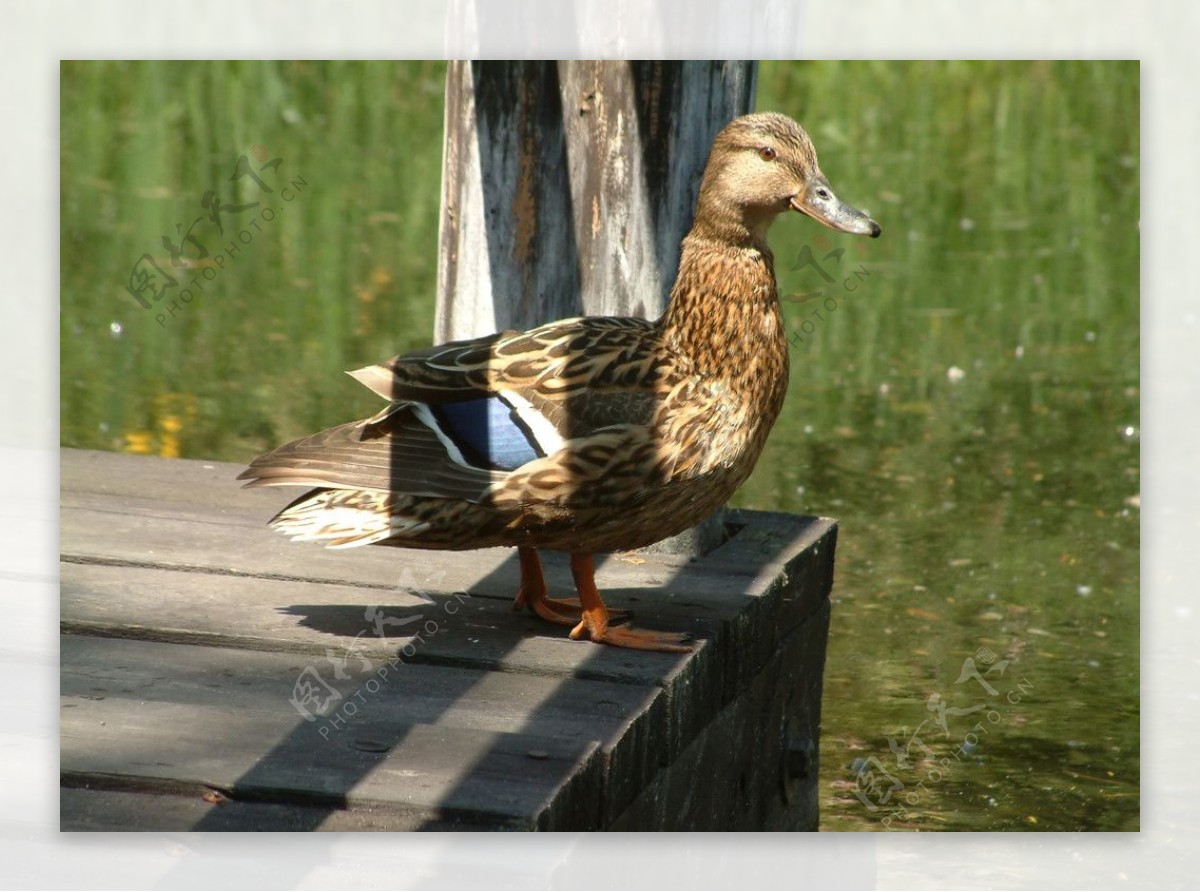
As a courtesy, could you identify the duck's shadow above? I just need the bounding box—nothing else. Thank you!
[278,601,434,639]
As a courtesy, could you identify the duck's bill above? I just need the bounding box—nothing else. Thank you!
[791,176,882,238]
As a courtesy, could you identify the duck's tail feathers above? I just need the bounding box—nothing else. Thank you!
[267,488,431,549]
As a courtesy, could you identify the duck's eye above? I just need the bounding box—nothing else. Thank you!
[758,146,777,161]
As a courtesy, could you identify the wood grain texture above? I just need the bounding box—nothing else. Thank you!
[435,61,755,340]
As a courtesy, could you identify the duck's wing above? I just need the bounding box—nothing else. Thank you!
[235,407,503,500]
[239,316,666,501]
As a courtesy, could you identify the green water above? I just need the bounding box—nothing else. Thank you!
[60,60,1139,831]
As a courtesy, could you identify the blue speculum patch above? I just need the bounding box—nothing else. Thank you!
[430,396,542,471]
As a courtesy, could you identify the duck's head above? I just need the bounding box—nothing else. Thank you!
[694,112,881,246]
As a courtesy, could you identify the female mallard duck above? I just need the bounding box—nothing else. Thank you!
[240,112,880,652]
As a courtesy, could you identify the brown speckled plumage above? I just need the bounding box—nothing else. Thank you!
[240,112,880,650]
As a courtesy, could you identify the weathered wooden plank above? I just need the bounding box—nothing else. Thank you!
[60,785,497,832]
[63,449,700,587]
[59,488,740,629]
[61,634,658,745]
[57,622,682,827]
[61,561,695,686]
[62,446,277,507]
[62,635,643,830]
[61,493,826,628]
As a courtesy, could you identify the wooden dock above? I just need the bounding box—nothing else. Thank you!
[60,448,835,831]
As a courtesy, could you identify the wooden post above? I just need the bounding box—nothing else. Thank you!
[434,61,757,554]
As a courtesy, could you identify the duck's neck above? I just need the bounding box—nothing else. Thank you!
[687,192,778,251]
[659,232,788,384]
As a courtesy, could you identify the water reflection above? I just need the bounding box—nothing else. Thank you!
[740,302,1138,831]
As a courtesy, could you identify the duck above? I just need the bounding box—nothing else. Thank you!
[239,111,881,652]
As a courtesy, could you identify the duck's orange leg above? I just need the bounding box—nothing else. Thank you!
[512,547,630,626]
[567,553,694,653]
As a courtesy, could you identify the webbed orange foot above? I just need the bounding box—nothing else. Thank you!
[568,618,694,652]
[567,553,694,654]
